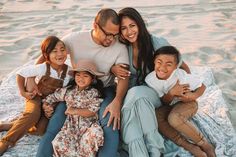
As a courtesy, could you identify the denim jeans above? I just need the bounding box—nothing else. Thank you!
[36,101,67,157]
[36,86,119,157]
[97,86,119,157]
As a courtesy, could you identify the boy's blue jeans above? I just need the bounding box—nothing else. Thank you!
[36,86,119,157]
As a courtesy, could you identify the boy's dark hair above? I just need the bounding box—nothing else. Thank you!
[154,46,180,64]
[67,72,104,98]
[41,36,65,62]
[95,8,120,27]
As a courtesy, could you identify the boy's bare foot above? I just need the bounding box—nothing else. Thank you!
[187,144,207,157]
[178,138,207,157]
[0,122,12,132]
[198,138,216,157]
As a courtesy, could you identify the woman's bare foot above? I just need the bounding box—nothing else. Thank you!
[0,122,12,131]
[198,138,216,157]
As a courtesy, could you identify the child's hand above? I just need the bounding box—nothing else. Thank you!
[43,103,54,118]
[26,77,42,96]
[65,107,78,115]
[178,92,196,102]
[169,80,190,96]
[21,91,37,99]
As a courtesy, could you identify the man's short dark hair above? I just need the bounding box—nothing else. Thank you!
[95,8,120,26]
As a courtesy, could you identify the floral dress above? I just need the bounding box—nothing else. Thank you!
[43,86,104,157]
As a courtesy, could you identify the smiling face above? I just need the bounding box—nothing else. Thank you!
[47,41,67,69]
[120,16,139,44]
[154,54,178,80]
[74,71,94,91]
[94,19,119,47]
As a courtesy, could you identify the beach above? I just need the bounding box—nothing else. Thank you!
[0,0,236,156]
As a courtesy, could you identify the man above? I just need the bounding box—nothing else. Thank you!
[36,8,129,157]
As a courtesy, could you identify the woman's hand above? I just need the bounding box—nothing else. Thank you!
[111,64,130,80]
[43,103,54,118]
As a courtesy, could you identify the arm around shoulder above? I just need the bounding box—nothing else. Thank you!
[191,83,206,100]
[35,55,45,64]
[180,61,191,74]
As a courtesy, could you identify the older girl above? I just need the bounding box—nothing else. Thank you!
[0,36,71,155]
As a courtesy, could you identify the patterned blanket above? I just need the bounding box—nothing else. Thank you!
[0,62,236,157]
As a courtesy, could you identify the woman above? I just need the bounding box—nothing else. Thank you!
[112,7,190,157]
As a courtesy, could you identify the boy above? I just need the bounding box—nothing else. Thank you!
[145,46,215,157]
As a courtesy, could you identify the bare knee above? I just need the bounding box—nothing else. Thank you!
[168,112,183,128]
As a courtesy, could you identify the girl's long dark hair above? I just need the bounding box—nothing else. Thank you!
[67,72,104,98]
[91,79,104,98]
[118,7,155,85]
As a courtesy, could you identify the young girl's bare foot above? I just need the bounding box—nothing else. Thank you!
[198,138,216,157]
[0,122,12,132]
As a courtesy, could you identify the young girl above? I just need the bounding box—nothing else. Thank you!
[0,36,71,155]
[145,46,215,157]
[43,59,104,157]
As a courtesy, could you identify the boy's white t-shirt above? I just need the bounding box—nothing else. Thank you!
[62,31,129,87]
[145,68,203,105]
[16,63,71,87]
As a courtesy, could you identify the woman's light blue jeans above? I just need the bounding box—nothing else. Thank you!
[36,86,119,157]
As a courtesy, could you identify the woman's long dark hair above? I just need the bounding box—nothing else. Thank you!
[67,72,104,98]
[118,7,155,85]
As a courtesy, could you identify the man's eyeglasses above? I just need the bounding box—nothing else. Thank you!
[96,23,119,39]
